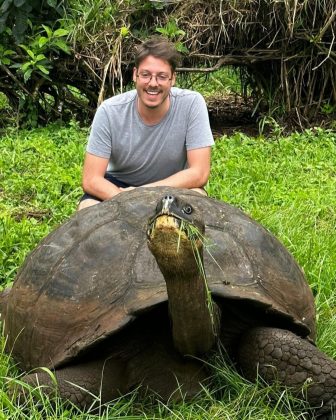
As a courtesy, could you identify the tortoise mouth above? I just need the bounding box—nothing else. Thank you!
[147,194,205,242]
[147,214,203,261]
[147,214,187,241]
[147,214,204,252]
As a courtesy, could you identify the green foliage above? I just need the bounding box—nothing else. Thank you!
[14,25,70,82]
[0,45,14,65]
[177,68,241,96]
[0,92,9,109]
[0,0,167,127]
[0,92,14,130]
[156,18,185,38]
[320,102,336,115]
[0,0,34,42]
[66,0,119,41]
[17,47,50,82]
[156,18,188,53]
[0,0,63,42]
[0,122,87,286]
[0,0,71,127]
[1,0,335,127]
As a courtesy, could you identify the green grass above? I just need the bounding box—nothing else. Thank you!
[0,124,336,418]
[0,121,86,287]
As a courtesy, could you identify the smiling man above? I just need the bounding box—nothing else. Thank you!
[78,37,214,210]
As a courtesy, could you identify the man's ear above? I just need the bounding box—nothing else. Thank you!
[132,67,137,83]
[171,72,176,86]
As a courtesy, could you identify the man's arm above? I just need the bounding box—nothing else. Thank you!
[82,152,121,200]
[141,146,211,189]
[83,146,211,199]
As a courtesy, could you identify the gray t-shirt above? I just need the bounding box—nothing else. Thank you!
[87,87,214,186]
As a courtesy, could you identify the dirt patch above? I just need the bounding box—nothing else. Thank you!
[206,93,259,138]
[207,93,336,138]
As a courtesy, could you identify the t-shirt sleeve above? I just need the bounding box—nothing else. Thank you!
[86,104,112,159]
[185,93,214,150]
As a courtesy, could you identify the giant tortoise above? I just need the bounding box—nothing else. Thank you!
[1,187,335,417]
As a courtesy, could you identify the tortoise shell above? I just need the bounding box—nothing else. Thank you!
[3,187,315,370]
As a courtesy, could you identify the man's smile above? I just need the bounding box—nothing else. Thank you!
[145,89,161,96]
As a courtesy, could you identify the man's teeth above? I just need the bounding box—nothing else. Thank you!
[147,91,159,95]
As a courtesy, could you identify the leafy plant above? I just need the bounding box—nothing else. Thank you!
[0,0,72,126]
[0,45,14,65]
[258,115,284,138]
[16,46,51,82]
[34,25,70,55]
[12,25,70,82]
[0,0,64,42]
[321,103,336,115]
[156,18,188,53]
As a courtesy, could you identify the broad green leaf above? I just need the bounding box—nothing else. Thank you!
[42,24,52,38]
[35,54,46,61]
[21,62,31,72]
[53,28,69,37]
[26,49,35,59]
[38,36,48,48]
[19,44,29,53]
[0,57,10,65]
[53,39,70,54]
[23,67,33,82]
[27,17,33,30]
[36,64,49,74]
[0,0,12,14]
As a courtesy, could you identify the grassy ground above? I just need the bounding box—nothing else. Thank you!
[0,124,335,418]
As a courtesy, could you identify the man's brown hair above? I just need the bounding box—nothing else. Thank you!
[134,37,181,72]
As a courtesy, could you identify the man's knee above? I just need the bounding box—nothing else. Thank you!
[191,187,208,196]
[77,198,100,211]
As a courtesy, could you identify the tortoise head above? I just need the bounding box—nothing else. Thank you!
[147,194,205,260]
[147,194,220,356]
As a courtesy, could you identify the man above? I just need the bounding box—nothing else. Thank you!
[78,37,214,210]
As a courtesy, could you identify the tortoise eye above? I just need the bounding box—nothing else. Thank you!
[183,205,193,215]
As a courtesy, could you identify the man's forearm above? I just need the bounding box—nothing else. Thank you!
[82,176,121,200]
[142,167,209,189]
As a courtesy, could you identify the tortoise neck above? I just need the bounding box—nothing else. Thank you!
[156,248,220,356]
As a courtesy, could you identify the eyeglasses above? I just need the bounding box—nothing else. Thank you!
[136,72,172,84]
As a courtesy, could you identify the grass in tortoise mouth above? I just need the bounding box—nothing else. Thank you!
[178,220,219,335]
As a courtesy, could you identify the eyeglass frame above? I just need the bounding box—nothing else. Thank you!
[136,72,173,84]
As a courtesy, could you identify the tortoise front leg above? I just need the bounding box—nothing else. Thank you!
[237,327,336,419]
[16,357,127,409]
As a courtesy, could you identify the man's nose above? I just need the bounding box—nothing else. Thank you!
[148,75,159,86]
